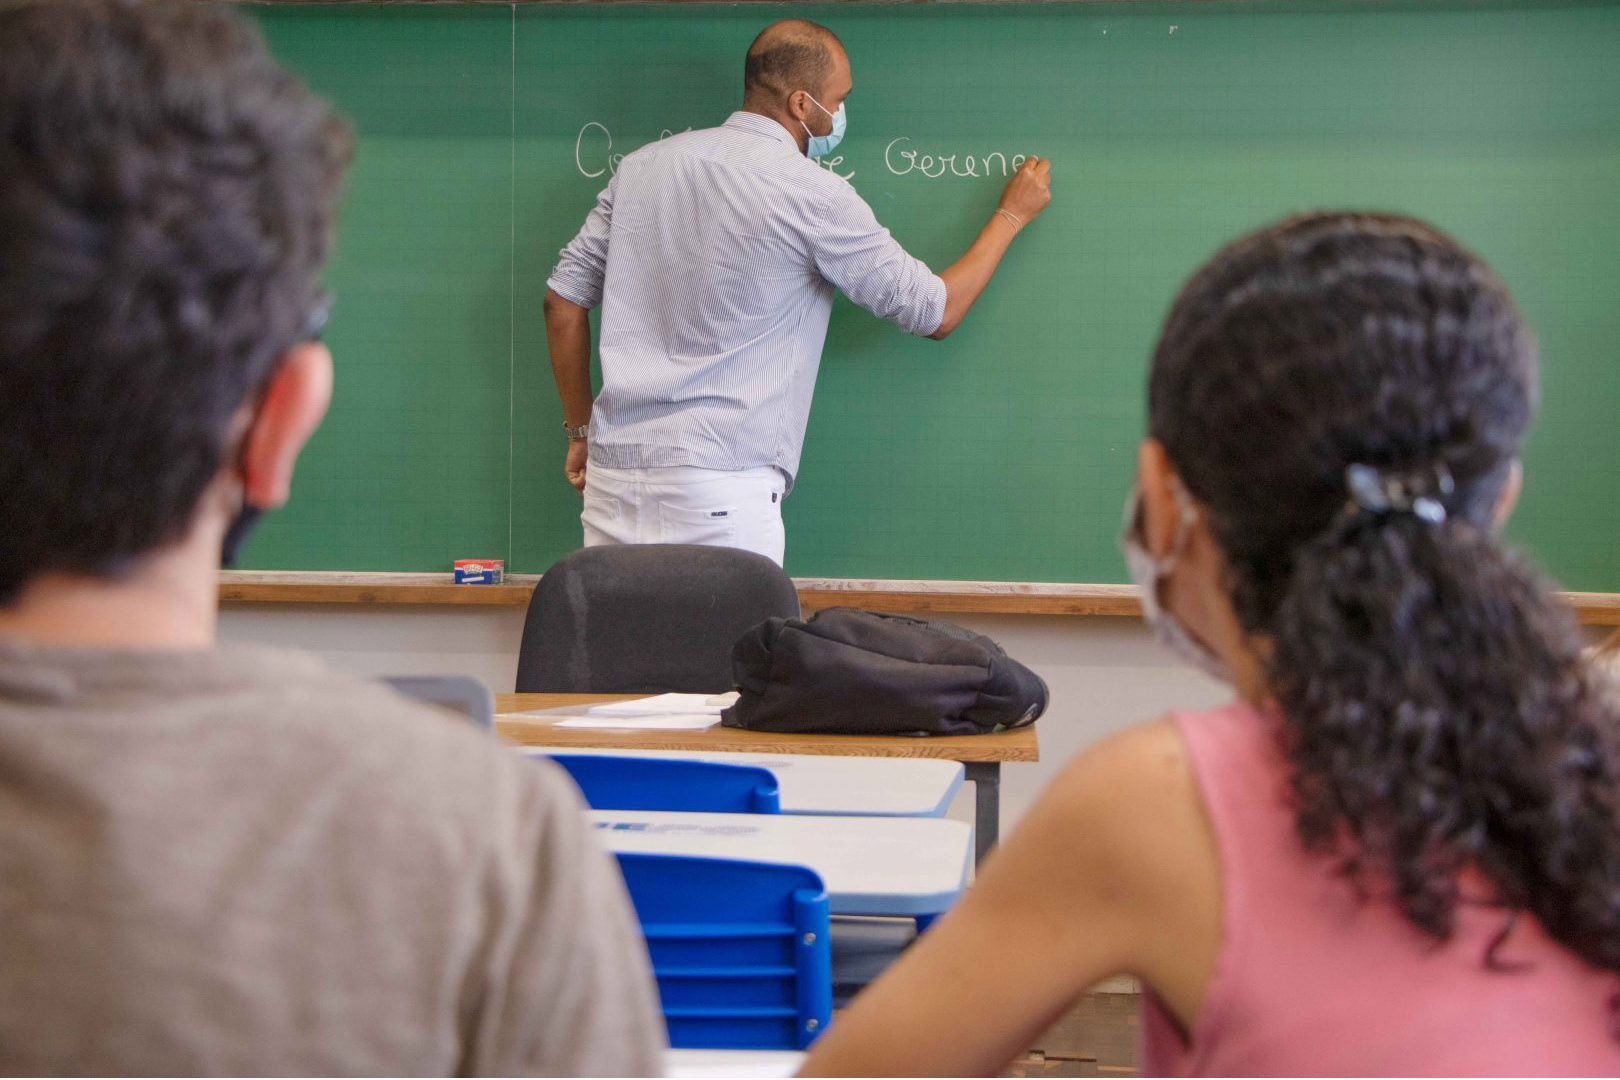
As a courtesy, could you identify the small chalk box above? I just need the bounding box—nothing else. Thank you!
[453,559,505,585]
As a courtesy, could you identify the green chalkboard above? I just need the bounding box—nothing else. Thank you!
[245,1,1620,591]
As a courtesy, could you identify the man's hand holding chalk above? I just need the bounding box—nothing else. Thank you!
[994,155,1053,233]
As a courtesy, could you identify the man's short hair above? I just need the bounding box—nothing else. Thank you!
[743,20,842,103]
[0,0,352,603]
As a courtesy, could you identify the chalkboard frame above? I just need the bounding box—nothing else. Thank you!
[216,571,1620,625]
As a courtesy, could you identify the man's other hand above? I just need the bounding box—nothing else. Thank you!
[565,440,588,493]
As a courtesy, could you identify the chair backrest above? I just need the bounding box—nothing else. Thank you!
[381,675,494,729]
[614,852,831,1051]
[550,754,781,814]
[515,544,801,693]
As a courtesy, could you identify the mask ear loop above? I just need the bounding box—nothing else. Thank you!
[219,398,266,569]
[1155,478,1200,576]
[219,505,263,569]
[1122,479,1232,684]
[801,90,834,120]
[798,90,833,142]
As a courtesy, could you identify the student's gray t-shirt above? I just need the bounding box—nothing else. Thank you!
[0,636,663,1076]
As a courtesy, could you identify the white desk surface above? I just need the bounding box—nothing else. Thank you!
[591,810,971,917]
[528,746,963,817]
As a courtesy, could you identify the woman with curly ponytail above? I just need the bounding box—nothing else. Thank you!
[803,213,1620,1076]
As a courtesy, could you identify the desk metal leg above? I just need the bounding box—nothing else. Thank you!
[964,762,1000,867]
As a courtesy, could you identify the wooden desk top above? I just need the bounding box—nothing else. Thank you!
[495,693,1039,764]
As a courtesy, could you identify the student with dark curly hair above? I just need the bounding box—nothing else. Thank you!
[801,212,1620,1075]
[0,0,659,1072]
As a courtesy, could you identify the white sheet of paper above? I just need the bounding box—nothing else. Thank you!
[584,692,735,717]
[553,713,719,731]
[497,692,738,731]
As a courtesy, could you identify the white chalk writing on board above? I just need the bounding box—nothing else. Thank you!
[883,137,1031,180]
[574,121,618,179]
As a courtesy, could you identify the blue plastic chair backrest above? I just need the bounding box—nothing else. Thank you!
[550,754,781,814]
[614,852,831,1050]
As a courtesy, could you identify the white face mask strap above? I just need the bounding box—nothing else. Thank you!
[800,90,833,119]
[796,92,813,142]
[1155,479,1199,576]
[1121,482,1230,684]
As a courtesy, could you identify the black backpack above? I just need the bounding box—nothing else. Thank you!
[721,607,1048,736]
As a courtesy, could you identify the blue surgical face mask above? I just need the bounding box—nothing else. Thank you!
[800,92,847,158]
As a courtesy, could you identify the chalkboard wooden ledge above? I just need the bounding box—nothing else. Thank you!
[216,571,1620,625]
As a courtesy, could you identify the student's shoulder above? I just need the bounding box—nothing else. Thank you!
[1031,717,1214,892]
[955,717,1221,995]
[1048,717,1194,805]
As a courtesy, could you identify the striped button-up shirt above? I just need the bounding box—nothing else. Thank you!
[547,111,946,488]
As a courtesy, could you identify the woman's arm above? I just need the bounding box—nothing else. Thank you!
[798,719,1223,1077]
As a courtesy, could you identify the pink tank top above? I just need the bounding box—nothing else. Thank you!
[1142,702,1620,1076]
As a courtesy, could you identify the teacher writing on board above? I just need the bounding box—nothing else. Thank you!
[544,19,1052,566]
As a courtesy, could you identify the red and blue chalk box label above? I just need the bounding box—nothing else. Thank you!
[453,559,505,585]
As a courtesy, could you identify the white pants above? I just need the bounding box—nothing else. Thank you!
[581,463,788,566]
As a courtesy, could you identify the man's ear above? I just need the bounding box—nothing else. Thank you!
[1137,438,1183,562]
[1493,458,1523,529]
[786,88,810,122]
[240,342,333,509]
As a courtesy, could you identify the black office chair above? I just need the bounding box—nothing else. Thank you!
[515,544,801,693]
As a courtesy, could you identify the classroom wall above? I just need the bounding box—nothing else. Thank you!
[217,606,1230,830]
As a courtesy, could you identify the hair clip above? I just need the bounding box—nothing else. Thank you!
[1344,461,1455,524]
